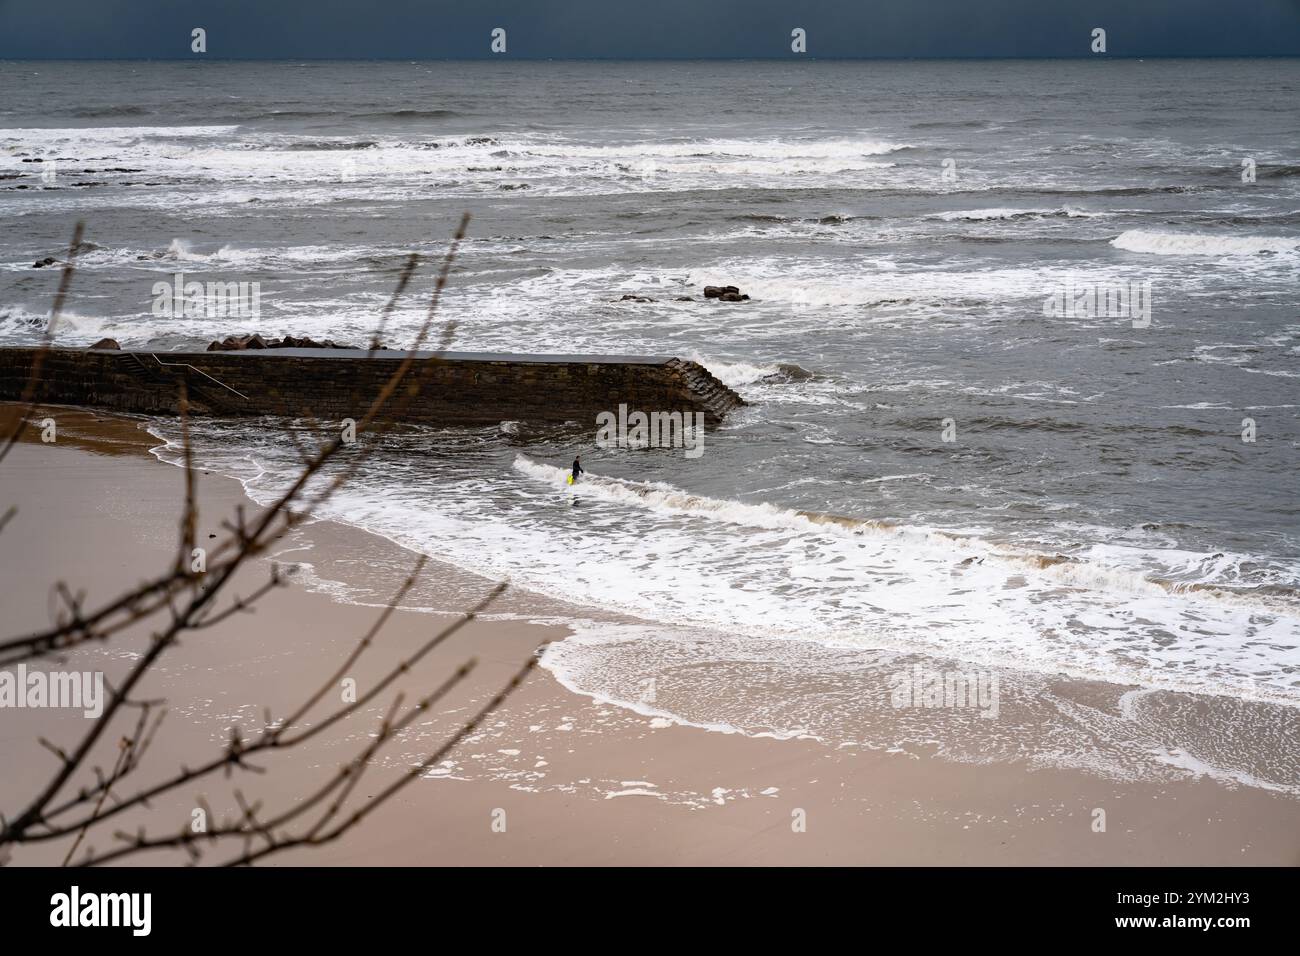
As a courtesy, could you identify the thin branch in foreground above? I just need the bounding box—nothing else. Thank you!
[0,221,85,465]
[0,214,467,667]
[370,252,420,356]
[23,570,503,843]
[1,212,542,868]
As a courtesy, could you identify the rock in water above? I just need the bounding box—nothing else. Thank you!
[208,333,269,351]
[704,284,744,300]
[206,332,368,351]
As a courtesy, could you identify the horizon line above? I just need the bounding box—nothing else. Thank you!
[4,54,1300,63]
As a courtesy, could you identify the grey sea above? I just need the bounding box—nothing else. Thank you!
[2,58,1298,791]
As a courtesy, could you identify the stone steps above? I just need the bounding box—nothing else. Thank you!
[664,358,746,423]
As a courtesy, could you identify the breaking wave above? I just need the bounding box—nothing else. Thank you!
[934,206,1099,221]
[1111,230,1300,257]
[511,456,1299,617]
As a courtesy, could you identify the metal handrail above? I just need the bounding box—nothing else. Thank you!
[147,353,250,401]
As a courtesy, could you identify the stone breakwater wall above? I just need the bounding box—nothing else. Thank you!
[0,347,746,426]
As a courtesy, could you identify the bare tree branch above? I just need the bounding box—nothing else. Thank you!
[1,212,542,867]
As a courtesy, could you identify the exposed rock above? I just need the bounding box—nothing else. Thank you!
[33,243,100,267]
[206,333,368,352]
[619,294,656,303]
[88,338,121,350]
[208,333,267,351]
[277,334,359,349]
[703,285,744,300]
[674,296,694,301]
[718,292,750,302]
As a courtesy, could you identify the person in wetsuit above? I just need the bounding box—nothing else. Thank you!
[571,456,584,482]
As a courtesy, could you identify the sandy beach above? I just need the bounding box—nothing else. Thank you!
[1,402,1296,866]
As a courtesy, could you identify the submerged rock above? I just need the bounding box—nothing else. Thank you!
[771,362,815,382]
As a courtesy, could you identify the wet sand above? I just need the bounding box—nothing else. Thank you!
[1,404,1297,865]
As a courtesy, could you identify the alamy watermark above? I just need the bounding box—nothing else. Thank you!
[50,886,151,936]
[1042,278,1152,328]
[0,665,104,718]
[595,404,705,458]
[151,272,261,319]
[889,664,999,719]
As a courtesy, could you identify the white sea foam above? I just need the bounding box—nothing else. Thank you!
[542,622,1300,795]
[0,129,915,200]
[148,422,1300,711]
[0,124,240,144]
[525,136,909,160]
[0,305,115,345]
[933,206,1097,221]
[156,238,391,267]
[1111,229,1300,257]
[512,455,1295,608]
[514,456,1300,697]
[683,353,780,388]
[684,261,1175,312]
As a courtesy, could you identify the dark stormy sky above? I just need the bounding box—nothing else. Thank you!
[1,0,1298,58]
